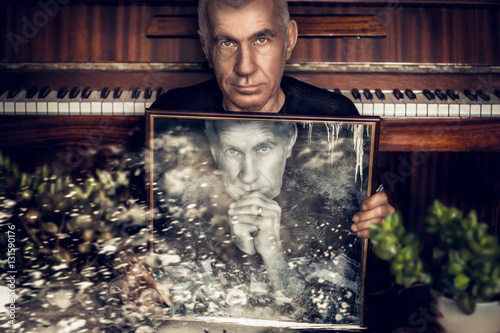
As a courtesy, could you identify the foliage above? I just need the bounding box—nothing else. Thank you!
[370,200,500,315]
[0,149,135,279]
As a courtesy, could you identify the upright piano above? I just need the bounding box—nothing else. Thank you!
[1,0,498,228]
[1,0,499,331]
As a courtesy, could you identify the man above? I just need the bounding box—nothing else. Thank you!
[155,118,366,322]
[151,0,394,238]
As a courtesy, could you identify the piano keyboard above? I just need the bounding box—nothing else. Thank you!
[339,88,500,118]
[0,87,161,116]
[1,87,499,118]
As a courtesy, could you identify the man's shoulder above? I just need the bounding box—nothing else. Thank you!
[150,78,222,111]
[281,76,359,116]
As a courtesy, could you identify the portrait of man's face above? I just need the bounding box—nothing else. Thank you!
[202,0,296,112]
[206,120,297,200]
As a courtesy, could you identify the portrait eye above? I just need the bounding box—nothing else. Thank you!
[257,146,271,154]
[256,37,268,44]
[221,40,233,48]
[225,148,240,156]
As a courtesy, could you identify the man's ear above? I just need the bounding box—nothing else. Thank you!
[198,30,213,68]
[286,124,298,158]
[285,20,298,60]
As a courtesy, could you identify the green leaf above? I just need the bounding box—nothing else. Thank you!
[456,293,475,315]
[454,274,470,291]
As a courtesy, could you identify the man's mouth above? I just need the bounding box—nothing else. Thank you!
[233,84,261,94]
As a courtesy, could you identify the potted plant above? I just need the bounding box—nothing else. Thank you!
[369,200,500,332]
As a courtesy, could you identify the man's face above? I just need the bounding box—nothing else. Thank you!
[209,121,297,200]
[202,0,297,112]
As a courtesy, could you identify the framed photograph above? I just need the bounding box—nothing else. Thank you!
[147,110,380,331]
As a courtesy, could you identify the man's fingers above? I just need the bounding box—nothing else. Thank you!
[231,221,258,255]
[361,192,389,211]
[351,217,382,233]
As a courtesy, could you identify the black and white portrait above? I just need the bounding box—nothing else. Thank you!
[148,112,378,329]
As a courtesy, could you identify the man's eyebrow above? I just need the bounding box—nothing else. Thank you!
[213,28,277,44]
[250,28,277,40]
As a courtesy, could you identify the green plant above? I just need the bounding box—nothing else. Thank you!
[370,200,500,315]
[0,150,137,279]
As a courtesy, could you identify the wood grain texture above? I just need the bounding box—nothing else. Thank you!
[146,15,386,38]
[1,2,498,64]
[379,118,500,151]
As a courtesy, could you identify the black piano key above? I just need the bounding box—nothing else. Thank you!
[144,88,153,99]
[476,89,490,101]
[494,90,500,99]
[100,87,110,99]
[81,87,92,99]
[69,87,81,99]
[363,89,373,100]
[26,87,39,99]
[375,89,385,100]
[7,88,21,99]
[423,89,435,100]
[405,89,416,100]
[113,87,123,99]
[393,89,404,100]
[446,89,459,101]
[57,87,69,99]
[156,87,165,99]
[435,89,447,101]
[464,89,478,102]
[351,88,361,100]
[333,88,342,95]
[131,87,141,99]
[39,87,51,99]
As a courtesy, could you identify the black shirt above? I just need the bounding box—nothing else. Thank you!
[150,75,359,116]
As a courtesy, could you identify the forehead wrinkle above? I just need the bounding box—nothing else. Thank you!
[217,130,280,149]
[213,26,278,44]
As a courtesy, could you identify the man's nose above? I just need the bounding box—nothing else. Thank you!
[238,155,259,185]
[235,44,257,77]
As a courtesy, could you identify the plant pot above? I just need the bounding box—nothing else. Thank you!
[435,296,500,333]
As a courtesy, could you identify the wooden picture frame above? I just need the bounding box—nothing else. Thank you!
[147,110,380,331]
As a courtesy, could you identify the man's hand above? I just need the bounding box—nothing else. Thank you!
[228,192,283,265]
[351,192,395,239]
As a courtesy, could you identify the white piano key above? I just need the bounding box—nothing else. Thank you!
[385,93,404,117]
[470,103,481,117]
[122,91,135,115]
[458,94,471,117]
[112,90,127,115]
[86,90,102,115]
[145,101,154,110]
[102,91,114,115]
[0,90,8,114]
[437,100,449,117]
[4,90,24,115]
[35,90,55,115]
[360,93,374,116]
[406,95,417,117]
[428,104,439,117]
[382,91,396,117]
[415,93,428,117]
[491,94,500,117]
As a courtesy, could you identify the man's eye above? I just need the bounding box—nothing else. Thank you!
[256,37,268,44]
[225,149,240,156]
[221,41,233,47]
[257,146,271,154]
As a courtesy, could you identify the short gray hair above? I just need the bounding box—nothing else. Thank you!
[198,0,291,50]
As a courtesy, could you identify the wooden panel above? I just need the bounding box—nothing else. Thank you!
[146,15,386,38]
[1,116,499,152]
[1,2,499,64]
[379,118,500,151]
